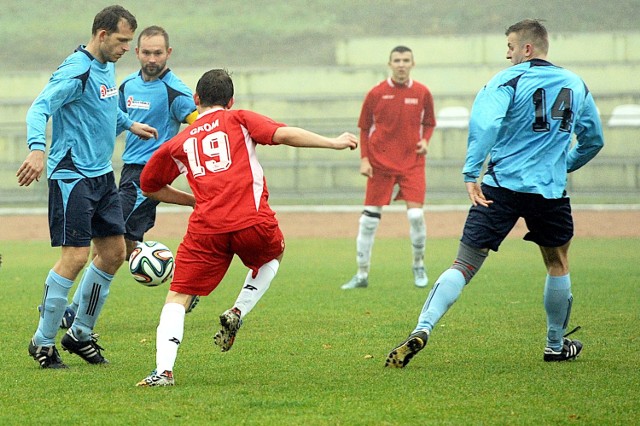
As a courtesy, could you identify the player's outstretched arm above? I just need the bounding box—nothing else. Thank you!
[143,185,195,208]
[273,127,358,150]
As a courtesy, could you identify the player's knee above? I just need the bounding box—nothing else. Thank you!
[407,207,424,224]
[360,207,382,231]
[451,243,489,284]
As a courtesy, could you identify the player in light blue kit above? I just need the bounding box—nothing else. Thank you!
[65,27,198,321]
[385,19,604,367]
[117,25,197,258]
[17,5,158,369]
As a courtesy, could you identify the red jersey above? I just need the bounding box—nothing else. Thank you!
[141,107,285,234]
[358,78,436,174]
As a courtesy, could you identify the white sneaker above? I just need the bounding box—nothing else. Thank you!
[136,370,175,387]
[341,275,368,290]
[413,266,428,288]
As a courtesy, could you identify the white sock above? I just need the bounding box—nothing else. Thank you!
[407,207,426,267]
[356,207,381,277]
[156,302,185,373]
[233,259,280,319]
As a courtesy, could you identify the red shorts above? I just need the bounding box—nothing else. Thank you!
[364,167,426,205]
[170,220,285,296]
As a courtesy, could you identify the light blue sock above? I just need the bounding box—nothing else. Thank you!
[544,274,572,351]
[414,268,466,333]
[71,262,113,341]
[68,268,86,313]
[34,270,73,346]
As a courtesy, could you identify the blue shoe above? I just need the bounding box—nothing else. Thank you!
[37,305,76,329]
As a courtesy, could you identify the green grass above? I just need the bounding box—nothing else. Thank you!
[1,0,638,71]
[1,237,638,424]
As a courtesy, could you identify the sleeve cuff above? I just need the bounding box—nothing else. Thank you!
[28,142,46,151]
[463,173,477,183]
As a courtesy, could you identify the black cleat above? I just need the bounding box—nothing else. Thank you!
[544,326,583,362]
[61,329,109,364]
[29,339,68,369]
[385,330,430,368]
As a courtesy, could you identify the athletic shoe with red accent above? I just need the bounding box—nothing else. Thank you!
[136,370,175,387]
[214,307,242,352]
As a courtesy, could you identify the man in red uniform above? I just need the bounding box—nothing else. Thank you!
[341,45,436,290]
[135,69,358,387]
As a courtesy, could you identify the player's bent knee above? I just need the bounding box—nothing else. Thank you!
[450,243,489,284]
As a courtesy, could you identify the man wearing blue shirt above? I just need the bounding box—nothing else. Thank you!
[17,5,158,369]
[117,26,197,259]
[385,19,604,368]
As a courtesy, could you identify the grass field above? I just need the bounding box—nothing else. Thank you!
[1,237,638,425]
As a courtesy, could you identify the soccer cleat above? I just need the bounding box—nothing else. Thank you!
[543,326,583,362]
[413,266,428,288]
[186,295,200,314]
[340,274,368,290]
[136,370,175,387]
[61,328,109,364]
[214,307,242,352]
[28,339,68,369]
[36,305,76,329]
[385,329,430,368]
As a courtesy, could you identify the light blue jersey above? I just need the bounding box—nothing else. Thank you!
[463,58,604,198]
[118,69,196,165]
[26,46,134,179]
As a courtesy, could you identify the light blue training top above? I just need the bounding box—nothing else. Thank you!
[463,58,604,199]
[26,45,133,179]
[118,68,196,165]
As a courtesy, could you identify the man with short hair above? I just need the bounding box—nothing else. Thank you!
[135,69,358,386]
[385,19,604,368]
[18,5,158,369]
[341,45,436,290]
[117,25,198,259]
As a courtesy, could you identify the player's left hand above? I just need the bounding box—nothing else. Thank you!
[130,122,159,140]
[416,139,428,156]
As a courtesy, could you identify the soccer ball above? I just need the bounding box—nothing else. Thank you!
[128,241,175,287]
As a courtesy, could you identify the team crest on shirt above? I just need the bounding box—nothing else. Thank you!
[99,85,118,99]
[405,98,419,105]
[126,96,151,110]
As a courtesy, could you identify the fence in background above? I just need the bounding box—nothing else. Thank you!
[2,98,639,207]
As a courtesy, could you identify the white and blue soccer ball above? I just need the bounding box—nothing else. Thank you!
[128,241,175,287]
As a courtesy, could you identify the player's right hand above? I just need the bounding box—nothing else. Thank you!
[335,132,358,150]
[465,181,493,207]
[16,150,45,187]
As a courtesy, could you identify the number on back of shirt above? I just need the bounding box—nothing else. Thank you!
[532,88,573,133]
[183,131,232,177]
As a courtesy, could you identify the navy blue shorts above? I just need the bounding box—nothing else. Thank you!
[461,184,574,252]
[119,164,160,242]
[48,172,125,247]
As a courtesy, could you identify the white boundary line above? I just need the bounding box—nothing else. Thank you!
[1,204,639,216]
